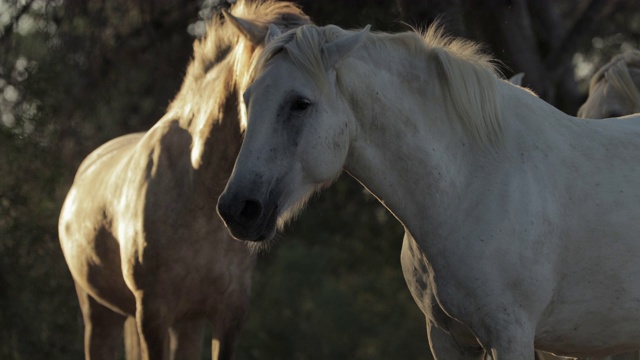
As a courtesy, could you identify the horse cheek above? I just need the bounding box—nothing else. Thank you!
[299,127,345,184]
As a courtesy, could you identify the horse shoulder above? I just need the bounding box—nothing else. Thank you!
[115,121,194,266]
[60,133,143,243]
[402,151,566,337]
[58,132,146,312]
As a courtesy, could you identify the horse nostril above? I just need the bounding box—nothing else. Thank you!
[237,199,263,225]
[218,193,264,228]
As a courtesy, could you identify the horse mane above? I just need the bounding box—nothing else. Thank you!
[590,50,640,110]
[167,0,309,125]
[252,23,503,148]
[162,0,309,168]
[420,25,503,147]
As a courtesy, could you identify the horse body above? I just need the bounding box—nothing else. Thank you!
[59,2,310,359]
[349,60,640,357]
[61,121,250,358]
[62,133,143,316]
[398,96,640,357]
[218,24,640,359]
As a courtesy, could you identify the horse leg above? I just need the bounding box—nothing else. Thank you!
[427,320,487,360]
[124,316,141,360]
[212,324,243,360]
[134,296,170,360]
[534,351,572,360]
[168,319,205,360]
[208,290,250,360]
[210,327,240,360]
[427,324,568,360]
[210,309,247,360]
[75,282,125,360]
[429,322,557,360]
[484,325,536,360]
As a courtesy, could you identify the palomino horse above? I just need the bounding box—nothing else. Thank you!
[58,2,309,359]
[578,50,640,119]
[218,24,640,359]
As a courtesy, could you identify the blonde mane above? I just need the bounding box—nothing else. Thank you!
[163,0,308,167]
[252,24,504,148]
[590,50,640,111]
[167,0,308,125]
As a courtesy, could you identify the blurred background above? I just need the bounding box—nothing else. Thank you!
[1,0,639,359]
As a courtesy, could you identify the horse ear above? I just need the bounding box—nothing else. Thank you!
[322,25,371,70]
[223,9,266,45]
[265,23,282,44]
[508,73,525,86]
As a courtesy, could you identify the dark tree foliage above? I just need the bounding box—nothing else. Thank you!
[1,0,638,359]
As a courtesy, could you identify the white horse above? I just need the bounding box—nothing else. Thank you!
[578,50,640,119]
[217,23,640,359]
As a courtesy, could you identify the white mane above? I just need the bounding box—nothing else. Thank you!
[590,50,640,111]
[252,24,504,148]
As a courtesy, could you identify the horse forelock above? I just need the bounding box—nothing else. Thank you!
[252,23,503,148]
[250,24,334,92]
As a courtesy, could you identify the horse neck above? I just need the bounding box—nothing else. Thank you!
[342,56,572,233]
[341,54,479,229]
[165,52,244,188]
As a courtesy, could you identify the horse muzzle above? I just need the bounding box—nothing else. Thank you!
[217,191,278,242]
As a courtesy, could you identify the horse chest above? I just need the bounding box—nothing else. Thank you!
[400,225,552,332]
[400,230,495,351]
[399,231,475,324]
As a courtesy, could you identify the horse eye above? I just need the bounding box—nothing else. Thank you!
[290,98,311,112]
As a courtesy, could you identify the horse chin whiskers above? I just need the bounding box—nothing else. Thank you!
[245,236,278,254]
[278,190,316,228]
